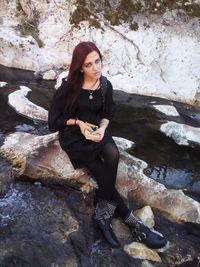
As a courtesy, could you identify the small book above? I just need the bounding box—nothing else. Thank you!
[84,122,100,140]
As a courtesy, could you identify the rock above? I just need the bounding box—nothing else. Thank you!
[0,82,7,87]
[8,86,48,121]
[124,242,162,262]
[160,121,200,146]
[133,206,155,229]
[0,0,200,104]
[43,70,56,80]
[153,105,180,116]
[0,132,96,191]
[1,132,200,224]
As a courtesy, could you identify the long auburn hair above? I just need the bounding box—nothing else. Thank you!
[66,41,102,107]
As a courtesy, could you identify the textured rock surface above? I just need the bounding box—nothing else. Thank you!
[0,0,200,104]
[8,86,48,121]
[124,242,162,262]
[1,131,200,224]
[160,121,200,146]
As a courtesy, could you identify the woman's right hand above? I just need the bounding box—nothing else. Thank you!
[77,120,91,136]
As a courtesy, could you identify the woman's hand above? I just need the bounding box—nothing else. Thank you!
[77,120,91,136]
[91,127,105,142]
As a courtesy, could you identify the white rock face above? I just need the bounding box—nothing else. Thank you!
[0,82,7,87]
[153,105,180,117]
[160,121,200,146]
[0,0,200,104]
[8,86,48,121]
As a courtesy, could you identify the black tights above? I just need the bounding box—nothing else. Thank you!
[85,142,129,220]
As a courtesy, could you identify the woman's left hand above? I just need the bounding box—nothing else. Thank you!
[92,127,105,142]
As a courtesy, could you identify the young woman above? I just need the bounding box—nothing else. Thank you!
[48,41,167,249]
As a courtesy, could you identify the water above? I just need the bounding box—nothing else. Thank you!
[1,65,200,266]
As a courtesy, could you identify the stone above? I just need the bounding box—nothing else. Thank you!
[1,131,200,224]
[124,242,162,262]
[43,70,56,80]
[153,105,180,116]
[8,86,48,121]
[160,121,200,146]
[0,0,200,104]
[0,82,7,87]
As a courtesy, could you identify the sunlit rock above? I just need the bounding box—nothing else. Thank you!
[0,0,200,104]
[124,242,162,262]
[153,105,180,116]
[8,86,48,121]
[160,121,200,146]
[43,70,56,80]
[133,206,155,229]
[0,82,7,87]
[1,132,200,224]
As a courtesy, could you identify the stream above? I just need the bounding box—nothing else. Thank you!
[0,65,200,267]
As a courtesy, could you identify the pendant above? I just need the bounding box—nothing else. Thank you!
[89,95,93,100]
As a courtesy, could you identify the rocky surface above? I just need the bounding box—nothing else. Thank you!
[8,86,48,121]
[0,0,200,104]
[124,242,162,262]
[160,121,200,146]
[1,131,200,225]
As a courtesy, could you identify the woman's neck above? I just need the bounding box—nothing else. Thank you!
[83,78,99,90]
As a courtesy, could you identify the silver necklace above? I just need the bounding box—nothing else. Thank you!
[87,79,99,100]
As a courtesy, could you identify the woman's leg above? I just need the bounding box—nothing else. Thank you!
[85,141,129,219]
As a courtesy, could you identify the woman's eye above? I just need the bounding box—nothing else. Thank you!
[95,59,101,64]
[85,63,92,68]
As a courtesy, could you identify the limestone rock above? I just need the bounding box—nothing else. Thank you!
[43,70,56,80]
[0,82,7,87]
[8,86,48,121]
[0,0,200,104]
[133,206,155,229]
[124,242,162,262]
[160,121,200,146]
[153,105,180,117]
[1,132,200,224]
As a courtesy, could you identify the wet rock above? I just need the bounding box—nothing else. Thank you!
[0,81,7,87]
[8,86,48,121]
[1,132,200,225]
[160,121,200,146]
[153,105,180,117]
[0,182,79,267]
[124,242,162,262]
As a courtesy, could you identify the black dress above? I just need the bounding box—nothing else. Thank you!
[48,78,115,169]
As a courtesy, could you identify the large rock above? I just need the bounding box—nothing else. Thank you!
[124,242,162,262]
[1,131,200,225]
[0,0,200,104]
[160,121,200,146]
[8,86,48,121]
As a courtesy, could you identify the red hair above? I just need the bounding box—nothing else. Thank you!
[67,41,102,106]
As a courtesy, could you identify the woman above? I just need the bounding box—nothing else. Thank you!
[48,41,167,249]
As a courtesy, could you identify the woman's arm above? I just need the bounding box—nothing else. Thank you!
[48,80,70,132]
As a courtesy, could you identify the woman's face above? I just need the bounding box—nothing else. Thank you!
[81,51,102,80]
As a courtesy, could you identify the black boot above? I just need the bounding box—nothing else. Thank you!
[94,199,120,249]
[125,211,167,249]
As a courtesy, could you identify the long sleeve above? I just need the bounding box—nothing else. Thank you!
[48,79,71,132]
[100,80,115,120]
